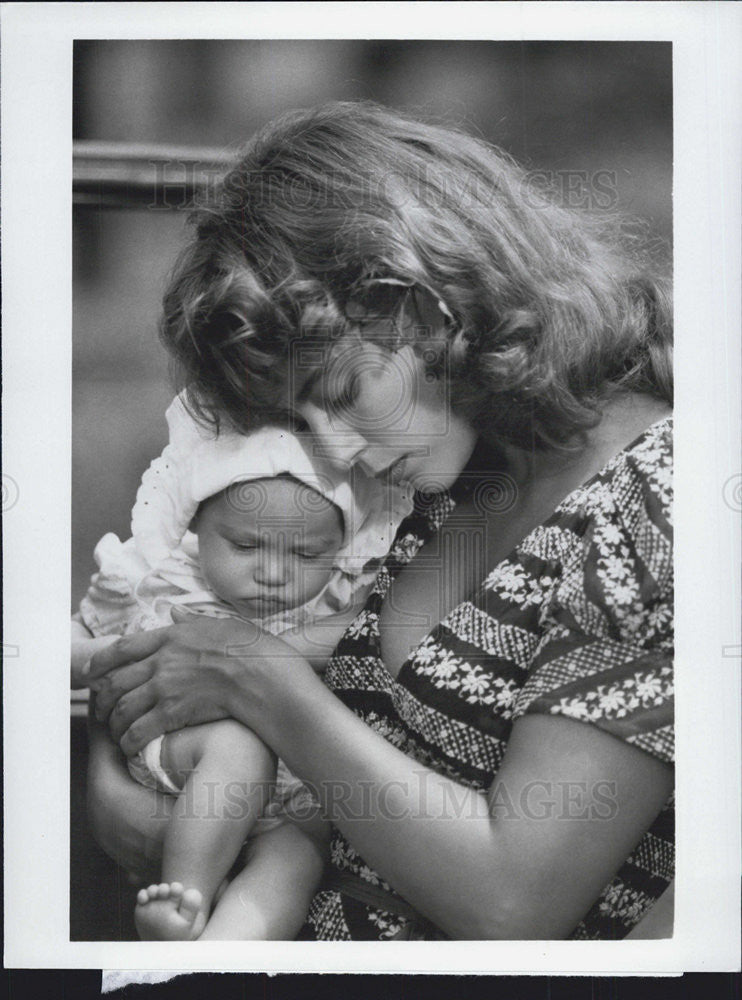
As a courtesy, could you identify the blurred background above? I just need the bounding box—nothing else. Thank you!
[72,40,672,609]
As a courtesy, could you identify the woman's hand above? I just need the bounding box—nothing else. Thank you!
[87,613,309,757]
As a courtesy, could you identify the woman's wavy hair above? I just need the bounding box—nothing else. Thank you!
[160,100,672,451]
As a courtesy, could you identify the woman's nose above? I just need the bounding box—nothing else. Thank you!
[298,401,367,469]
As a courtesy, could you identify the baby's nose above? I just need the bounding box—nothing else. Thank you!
[255,547,291,586]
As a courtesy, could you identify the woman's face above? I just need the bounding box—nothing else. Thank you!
[296,336,477,492]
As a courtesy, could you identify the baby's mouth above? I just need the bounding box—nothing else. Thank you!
[237,595,287,615]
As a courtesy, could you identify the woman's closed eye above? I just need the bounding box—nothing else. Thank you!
[324,372,359,413]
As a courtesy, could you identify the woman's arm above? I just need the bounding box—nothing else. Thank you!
[277,603,365,671]
[89,621,672,939]
[237,657,673,939]
[86,705,171,879]
[625,880,674,938]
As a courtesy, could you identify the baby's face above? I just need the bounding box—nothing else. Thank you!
[194,476,344,618]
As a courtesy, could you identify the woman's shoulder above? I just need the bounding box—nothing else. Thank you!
[511,414,674,766]
[603,412,672,505]
[533,414,673,655]
[556,413,672,540]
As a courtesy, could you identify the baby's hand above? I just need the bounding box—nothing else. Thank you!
[71,617,119,689]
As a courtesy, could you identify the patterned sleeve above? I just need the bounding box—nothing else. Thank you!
[511,421,674,764]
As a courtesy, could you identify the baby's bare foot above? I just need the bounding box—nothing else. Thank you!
[134,882,206,941]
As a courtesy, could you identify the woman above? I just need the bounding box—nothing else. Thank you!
[88,102,674,940]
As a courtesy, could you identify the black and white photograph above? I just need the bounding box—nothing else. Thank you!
[3,2,741,976]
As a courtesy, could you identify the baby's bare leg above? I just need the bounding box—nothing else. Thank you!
[134,720,275,941]
[199,820,328,940]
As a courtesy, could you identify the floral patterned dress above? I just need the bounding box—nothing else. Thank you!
[300,417,674,940]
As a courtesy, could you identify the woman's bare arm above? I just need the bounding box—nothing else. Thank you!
[625,880,674,938]
[86,705,171,879]
[89,621,672,939]
[277,602,365,671]
[244,658,673,939]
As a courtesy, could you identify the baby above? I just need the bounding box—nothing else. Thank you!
[72,393,412,940]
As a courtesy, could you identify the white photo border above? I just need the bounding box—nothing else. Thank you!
[3,0,740,974]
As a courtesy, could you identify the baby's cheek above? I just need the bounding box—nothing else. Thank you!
[304,563,335,600]
[198,542,231,597]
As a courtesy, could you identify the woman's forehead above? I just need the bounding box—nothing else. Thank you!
[289,331,366,403]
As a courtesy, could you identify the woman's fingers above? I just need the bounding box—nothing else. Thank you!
[88,627,170,681]
[106,681,160,745]
[92,660,156,721]
[119,707,171,759]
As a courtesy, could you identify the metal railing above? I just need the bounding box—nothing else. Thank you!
[72,140,236,715]
[73,140,235,210]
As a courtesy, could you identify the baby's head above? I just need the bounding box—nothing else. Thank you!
[192,473,344,618]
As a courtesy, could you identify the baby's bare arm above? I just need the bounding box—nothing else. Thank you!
[277,603,365,672]
[71,615,119,689]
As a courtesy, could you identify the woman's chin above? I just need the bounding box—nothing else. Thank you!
[404,468,460,494]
